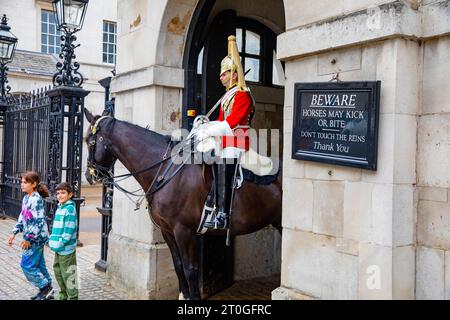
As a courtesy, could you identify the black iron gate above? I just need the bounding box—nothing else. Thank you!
[1,90,51,219]
[0,101,6,217]
[0,86,88,231]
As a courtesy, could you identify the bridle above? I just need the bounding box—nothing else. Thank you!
[85,116,198,211]
[86,116,117,183]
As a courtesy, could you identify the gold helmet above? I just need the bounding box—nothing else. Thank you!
[220,35,247,91]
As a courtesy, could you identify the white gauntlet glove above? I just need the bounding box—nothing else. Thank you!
[195,128,211,142]
[210,120,233,136]
[194,121,233,153]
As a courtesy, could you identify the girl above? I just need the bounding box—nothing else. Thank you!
[6,171,54,300]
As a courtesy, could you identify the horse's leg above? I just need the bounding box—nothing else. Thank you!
[161,229,190,300]
[173,225,201,300]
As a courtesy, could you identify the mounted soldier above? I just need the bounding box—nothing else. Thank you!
[195,35,255,230]
[83,47,281,297]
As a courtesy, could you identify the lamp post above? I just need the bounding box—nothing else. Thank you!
[0,14,18,111]
[52,0,89,87]
[48,1,90,247]
[0,14,17,218]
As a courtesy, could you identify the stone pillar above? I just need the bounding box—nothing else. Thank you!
[416,2,450,299]
[273,0,438,300]
[107,0,186,299]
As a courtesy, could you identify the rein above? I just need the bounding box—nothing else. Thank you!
[87,116,197,210]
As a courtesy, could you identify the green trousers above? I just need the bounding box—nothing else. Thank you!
[53,251,78,300]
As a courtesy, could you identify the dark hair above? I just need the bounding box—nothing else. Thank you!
[21,171,49,198]
[55,182,73,194]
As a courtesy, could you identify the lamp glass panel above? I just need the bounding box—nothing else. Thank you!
[0,41,13,60]
[8,42,15,59]
[0,42,8,59]
[54,0,63,27]
[63,1,84,29]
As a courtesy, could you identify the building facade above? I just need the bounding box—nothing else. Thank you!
[2,0,117,180]
[4,0,449,300]
[106,0,450,300]
[275,0,450,300]
[109,0,284,299]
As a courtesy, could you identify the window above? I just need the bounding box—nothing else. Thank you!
[272,50,285,86]
[197,47,204,75]
[196,18,285,87]
[103,21,117,64]
[236,28,261,83]
[41,10,61,54]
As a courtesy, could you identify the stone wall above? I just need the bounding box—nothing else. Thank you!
[416,34,450,300]
[108,0,188,299]
[276,40,418,298]
[275,0,450,300]
[109,0,286,298]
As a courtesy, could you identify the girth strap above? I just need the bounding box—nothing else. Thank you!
[146,154,190,206]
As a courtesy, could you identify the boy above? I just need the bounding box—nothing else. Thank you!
[48,182,78,300]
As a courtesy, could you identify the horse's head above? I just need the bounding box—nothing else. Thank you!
[84,109,117,185]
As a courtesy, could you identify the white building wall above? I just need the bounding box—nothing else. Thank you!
[416,34,450,300]
[1,0,117,184]
[109,0,286,298]
[2,0,117,66]
[108,0,182,299]
[274,0,450,300]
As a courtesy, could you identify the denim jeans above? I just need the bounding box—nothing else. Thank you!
[21,245,52,289]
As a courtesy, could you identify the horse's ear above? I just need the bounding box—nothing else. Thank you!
[84,108,95,124]
[101,109,111,117]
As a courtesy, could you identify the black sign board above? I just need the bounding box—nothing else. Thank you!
[292,81,381,170]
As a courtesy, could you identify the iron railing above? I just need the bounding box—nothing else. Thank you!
[0,86,89,236]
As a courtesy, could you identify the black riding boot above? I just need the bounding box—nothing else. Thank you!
[204,160,236,230]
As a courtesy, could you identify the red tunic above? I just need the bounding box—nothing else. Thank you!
[217,90,254,150]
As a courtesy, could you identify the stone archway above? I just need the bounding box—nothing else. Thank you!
[176,0,286,298]
[107,0,200,300]
[108,0,286,299]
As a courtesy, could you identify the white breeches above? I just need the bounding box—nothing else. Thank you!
[221,147,244,159]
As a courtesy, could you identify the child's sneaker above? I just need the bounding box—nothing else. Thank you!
[34,284,54,300]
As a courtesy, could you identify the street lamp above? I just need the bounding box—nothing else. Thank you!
[52,0,89,87]
[53,0,89,33]
[0,14,18,108]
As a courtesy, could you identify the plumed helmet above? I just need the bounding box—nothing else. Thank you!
[219,35,248,91]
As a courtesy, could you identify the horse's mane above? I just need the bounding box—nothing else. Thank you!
[117,118,171,147]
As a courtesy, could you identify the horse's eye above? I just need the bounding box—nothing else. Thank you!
[89,140,95,146]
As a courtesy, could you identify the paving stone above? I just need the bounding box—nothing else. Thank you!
[0,219,127,300]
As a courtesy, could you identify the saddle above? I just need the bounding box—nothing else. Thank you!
[239,148,280,184]
[185,118,281,234]
[196,147,280,235]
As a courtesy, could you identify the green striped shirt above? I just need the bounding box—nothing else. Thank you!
[49,200,77,255]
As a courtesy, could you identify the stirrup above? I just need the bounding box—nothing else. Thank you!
[204,211,228,230]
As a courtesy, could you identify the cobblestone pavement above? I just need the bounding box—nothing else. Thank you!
[0,217,127,300]
[208,275,279,300]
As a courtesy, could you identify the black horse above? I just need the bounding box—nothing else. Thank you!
[84,109,282,300]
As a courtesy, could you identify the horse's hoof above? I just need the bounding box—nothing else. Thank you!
[178,292,187,300]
